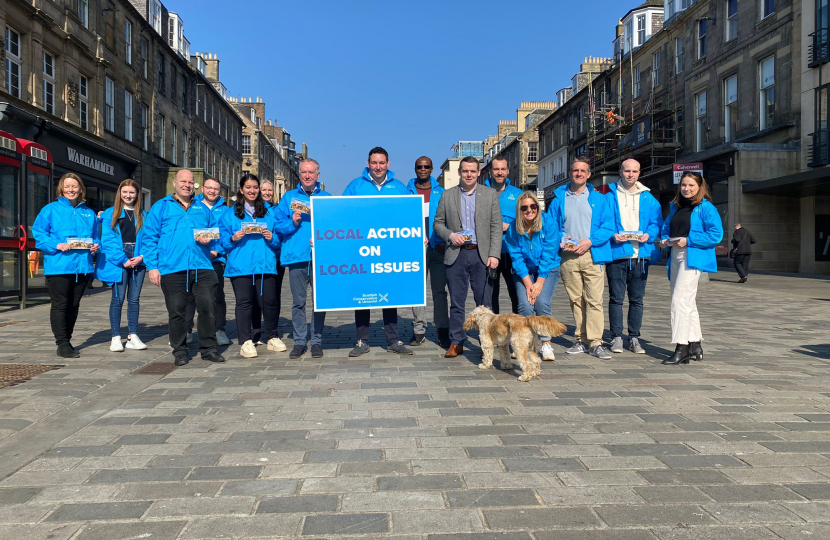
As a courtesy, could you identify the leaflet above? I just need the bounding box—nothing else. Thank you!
[619,230,643,241]
[193,228,220,241]
[561,236,579,251]
[67,237,94,249]
[459,230,473,243]
[241,222,267,235]
[290,198,311,215]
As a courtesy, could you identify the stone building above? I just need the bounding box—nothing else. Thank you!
[438,141,484,189]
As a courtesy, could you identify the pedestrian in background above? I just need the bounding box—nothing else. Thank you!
[659,172,723,365]
[95,179,148,352]
[731,223,756,283]
[274,159,331,359]
[406,156,450,349]
[33,172,99,358]
[505,191,562,361]
[219,173,283,358]
[484,157,522,314]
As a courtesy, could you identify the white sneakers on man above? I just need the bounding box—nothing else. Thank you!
[126,334,147,350]
[110,337,124,352]
[240,340,258,358]
[267,337,287,352]
[215,330,230,346]
[540,342,556,361]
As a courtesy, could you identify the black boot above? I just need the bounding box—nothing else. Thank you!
[662,344,691,365]
[689,341,703,361]
[437,328,451,349]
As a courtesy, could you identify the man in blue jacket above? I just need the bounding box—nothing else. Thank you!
[484,157,522,314]
[342,147,413,357]
[143,169,225,366]
[273,158,331,359]
[184,177,231,346]
[605,159,663,355]
[548,157,614,360]
[406,156,450,349]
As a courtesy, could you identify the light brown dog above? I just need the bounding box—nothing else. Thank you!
[463,306,567,382]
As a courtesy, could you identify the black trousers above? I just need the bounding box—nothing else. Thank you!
[491,252,519,314]
[734,254,751,279]
[251,262,284,332]
[186,261,226,332]
[355,308,398,345]
[231,274,279,345]
[161,269,218,356]
[47,273,90,345]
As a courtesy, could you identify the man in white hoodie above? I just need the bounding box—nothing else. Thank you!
[605,159,663,354]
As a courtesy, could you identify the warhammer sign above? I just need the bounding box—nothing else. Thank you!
[67,147,115,176]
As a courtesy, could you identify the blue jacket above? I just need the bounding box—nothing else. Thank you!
[141,195,217,277]
[219,206,281,278]
[94,207,147,285]
[660,199,724,275]
[406,176,444,248]
[32,197,97,277]
[194,194,231,264]
[505,213,562,279]
[342,168,410,196]
[485,178,524,253]
[605,183,663,263]
[547,183,614,264]
[273,183,332,266]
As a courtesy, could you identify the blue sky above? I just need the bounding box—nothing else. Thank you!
[180,0,630,193]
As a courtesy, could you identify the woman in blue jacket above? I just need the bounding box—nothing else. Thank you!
[659,172,723,365]
[32,173,99,358]
[505,192,562,361]
[219,173,282,358]
[96,179,148,353]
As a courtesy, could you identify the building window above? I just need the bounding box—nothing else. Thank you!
[698,19,707,59]
[814,85,829,166]
[695,91,707,152]
[202,142,207,169]
[4,28,21,98]
[78,0,89,28]
[759,56,775,130]
[653,50,660,87]
[667,0,675,18]
[819,0,830,62]
[194,136,200,166]
[211,101,215,130]
[182,131,188,167]
[171,123,178,165]
[578,106,585,133]
[125,90,133,142]
[140,103,149,150]
[150,0,162,34]
[626,20,633,53]
[242,135,251,155]
[156,52,165,93]
[218,111,222,137]
[634,66,641,98]
[527,142,538,163]
[103,1,115,49]
[125,20,133,65]
[724,76,738,142]
[79,75,89,131]
[675,36,685,74]
[156,114,165,157]
[171,66,177,104]
[140,38,148,79]
[105,77,115,132]
[636,14,646,46]
[726,0,738,41]
[762,0,775,19]
[42,53,55,115]
[181,75,187,110]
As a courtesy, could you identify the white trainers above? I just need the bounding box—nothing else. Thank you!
[540,342,555,361]
[186,332,195,344]
[110,337,124,352]
[215,330,230,346]
[240,340,258,358]
[267,337,287,352]
[125,334,147,350]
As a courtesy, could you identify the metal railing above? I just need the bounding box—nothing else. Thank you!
[809,29,830,67]
[808,130,829,168]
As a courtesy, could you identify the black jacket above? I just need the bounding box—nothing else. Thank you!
[731,227,756,255]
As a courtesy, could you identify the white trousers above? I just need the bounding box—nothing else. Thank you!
[669,247,702,345]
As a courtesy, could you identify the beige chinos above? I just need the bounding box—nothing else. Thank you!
[560,250,605,347]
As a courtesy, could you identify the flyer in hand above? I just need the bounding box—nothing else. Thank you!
[193,228,220,241]
[620,230,643,241]
[241,222,267,235]
[67,237,94,249]
[290,198,311,215]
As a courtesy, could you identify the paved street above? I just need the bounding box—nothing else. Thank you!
[0,269,829,540]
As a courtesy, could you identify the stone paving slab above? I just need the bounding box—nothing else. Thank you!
[0,273,828,538]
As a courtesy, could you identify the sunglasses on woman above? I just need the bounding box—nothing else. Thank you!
[520,204,538,211]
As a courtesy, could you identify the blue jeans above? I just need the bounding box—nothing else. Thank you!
[288,262,326,347]
[109,265,146,337]
[513,268,560,341]
[606,258,648,338]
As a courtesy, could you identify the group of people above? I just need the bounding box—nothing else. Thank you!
[33,147,723,368]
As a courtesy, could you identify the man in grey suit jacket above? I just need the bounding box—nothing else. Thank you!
[433,156,502,358]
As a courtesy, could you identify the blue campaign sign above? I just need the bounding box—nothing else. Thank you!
[311,195,426,311]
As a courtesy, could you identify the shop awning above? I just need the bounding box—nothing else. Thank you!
[742,167,830,198]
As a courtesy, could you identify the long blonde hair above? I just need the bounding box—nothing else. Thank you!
[515,191,543,236]
[111,179,144,231]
